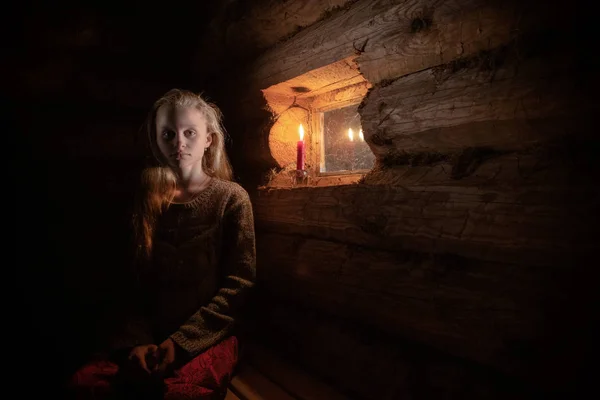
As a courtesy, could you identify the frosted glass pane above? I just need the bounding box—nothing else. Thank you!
[322,104,375,173]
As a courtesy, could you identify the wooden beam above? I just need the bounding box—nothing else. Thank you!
[249,0,556,89]
[355,1,561,84]
[243,295,417,399]
[253,154,598,267]
[362,118,587,154]
[359,46,594,154]
[244,293,550,396]
[255,232,578,376]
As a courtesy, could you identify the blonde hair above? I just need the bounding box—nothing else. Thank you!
[133,88,233,260]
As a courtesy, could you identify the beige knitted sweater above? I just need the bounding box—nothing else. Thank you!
[114,178,256,357]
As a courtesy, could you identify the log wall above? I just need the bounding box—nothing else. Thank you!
[228,0,598,396]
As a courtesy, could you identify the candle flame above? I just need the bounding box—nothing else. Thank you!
[348,128,354,142]
[359,129,364,141]
[299,124,304,141]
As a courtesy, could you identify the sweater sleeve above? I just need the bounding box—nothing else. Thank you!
[170,185,256,356]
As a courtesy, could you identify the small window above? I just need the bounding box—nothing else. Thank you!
[319,103,375,174]
[262,56,375,187]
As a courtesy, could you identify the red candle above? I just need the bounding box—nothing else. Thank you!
[296,124,305,170]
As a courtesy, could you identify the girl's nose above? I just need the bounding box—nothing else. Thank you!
[176,134,186,149]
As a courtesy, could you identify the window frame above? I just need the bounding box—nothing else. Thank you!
[310,98,372,176]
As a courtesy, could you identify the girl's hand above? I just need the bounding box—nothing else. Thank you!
[156,338,177,377]
[127,344,159,374]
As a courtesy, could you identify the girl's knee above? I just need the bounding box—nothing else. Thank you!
[68,360,119,397]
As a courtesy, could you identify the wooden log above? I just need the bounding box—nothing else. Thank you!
[243,294,420,399]
[244,292,545,398]
[359,45,595,154]
[262,170,363,189]
[355,1,563,84]
[252,154,598,266]
[366,117,591,154]
[249,0,557,89]
[255,232,579,375]
[266,106,309,169]
[262,57,367,100]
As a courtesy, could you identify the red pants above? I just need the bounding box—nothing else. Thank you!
[69,336,238,400]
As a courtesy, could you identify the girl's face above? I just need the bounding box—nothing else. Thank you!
[155,105,212,170]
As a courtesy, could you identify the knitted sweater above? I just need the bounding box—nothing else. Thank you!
[115,178,256,357]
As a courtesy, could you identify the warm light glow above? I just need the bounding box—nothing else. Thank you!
[359,129,364,141]
[348,128,354,142]
[299,124,305,141]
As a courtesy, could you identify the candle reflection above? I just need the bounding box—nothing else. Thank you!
[322,104,375,173]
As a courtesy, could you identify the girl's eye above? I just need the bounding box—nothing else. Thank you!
[162,130,175,140]
[185,130,196,137]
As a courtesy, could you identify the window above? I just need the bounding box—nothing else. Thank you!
[319,102,375,174]
[262,56,374,186]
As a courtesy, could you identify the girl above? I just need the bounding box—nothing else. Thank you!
[69,88,256,399]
